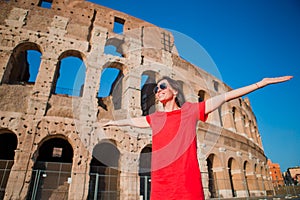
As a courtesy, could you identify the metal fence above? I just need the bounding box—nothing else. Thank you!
[1,168,300,199]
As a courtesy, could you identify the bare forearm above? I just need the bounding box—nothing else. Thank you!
[104,116,150,128]
[205,76,293,114]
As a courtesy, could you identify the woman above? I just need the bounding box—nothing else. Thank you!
[104,75,292,200]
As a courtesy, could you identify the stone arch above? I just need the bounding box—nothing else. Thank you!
[139,145,152,199]
[104,38,125,57]
[98,62,124,113]
[234,108,245,136]
[207,153,223,198]
[0,130,18,199]
[2,42,42,84]
[27,136,74,200]
[52,50,86,96]
[232,107,237,131]
[220,103,234,131]
[228,157,241,197]
[257,165,264,193]
[253,163,260,195]
[89,139,120,199]
[198,89,206,102]
[241,114,247,137]
[244,115,252,139]
[249,120,255,142]
[140,71,157,115]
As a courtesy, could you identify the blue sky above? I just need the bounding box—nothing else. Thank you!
[87,0,300,171]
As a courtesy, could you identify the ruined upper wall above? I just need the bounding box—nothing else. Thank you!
[0,0,175,52]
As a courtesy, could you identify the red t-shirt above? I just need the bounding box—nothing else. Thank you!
[146,102,208,200]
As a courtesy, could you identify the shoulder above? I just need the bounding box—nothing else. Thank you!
[181,102,197,109]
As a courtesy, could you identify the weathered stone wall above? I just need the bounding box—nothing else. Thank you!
[0,0,272,199]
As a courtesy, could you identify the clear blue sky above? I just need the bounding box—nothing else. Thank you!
[87,0,300,171]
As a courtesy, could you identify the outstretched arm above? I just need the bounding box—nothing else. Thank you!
[205,76,293,114]
[103,116,150,128]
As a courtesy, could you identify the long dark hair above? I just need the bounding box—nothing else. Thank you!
[157,76,186,107]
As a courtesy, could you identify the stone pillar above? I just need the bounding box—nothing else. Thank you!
[207,108,222,127]
[232,169,248,197]
[118,152,140,200]
[4,117,38,200]
[221,104,236,132]
[244,119,252,140]
[122,72,142,118]
[212,167,232,198]
[27,55,58,116]
[68,149,90,200]
[234,110,246,137]
[246,171,259,197]
[215,148,233,198]
[78,66,99,146]
[257,173,266,196]
[4,150,33,200]
[0,50,12,83]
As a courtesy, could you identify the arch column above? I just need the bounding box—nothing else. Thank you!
[231,169,248,197]
[0,50,13,83]
[234,110,246,136]
[118,152,140,200]
[4,150,33,200]
[256,173,266,196]
[27,54,59,116]
[216,148,234,198]
[244,118,252,139]
[257,134,263,149]
[212,167,232,198]
[246,171,259,196]
[221,104,236,131]
[122,72,142,118]
[68,148,90,200]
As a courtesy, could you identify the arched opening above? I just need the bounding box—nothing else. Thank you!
[198,90,205,102]
[207,154,217,198]
[104,38,125,57]
[140,71,157,116]
[0,131,18,199]
[213,80,219,92]
[2,42,42,84]
[53,51,86,97]
[232,107,237,131]
[97,63,124,117]
[139,146,152,200]
[104,45,122,57]
[88,141,120,199]
[27,137,73,200]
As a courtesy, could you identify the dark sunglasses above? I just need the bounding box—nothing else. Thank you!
[153,82,168,94]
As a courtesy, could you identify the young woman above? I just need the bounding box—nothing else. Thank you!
[104,75,292,200]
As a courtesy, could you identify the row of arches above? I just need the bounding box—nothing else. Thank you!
[0,127,270,199]
[207,153,271,198]
[0,130,151,199]
[1,40,261,144]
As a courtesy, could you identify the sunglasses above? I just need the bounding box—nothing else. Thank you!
[153,82,167,94]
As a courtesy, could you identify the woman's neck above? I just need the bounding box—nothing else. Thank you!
[163,101,180,112]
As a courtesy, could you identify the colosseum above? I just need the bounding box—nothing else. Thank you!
[0,0,274,199]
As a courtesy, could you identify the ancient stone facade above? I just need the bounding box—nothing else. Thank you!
[0,0,273,199]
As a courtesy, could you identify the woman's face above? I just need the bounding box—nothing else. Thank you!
[155,80,177,104]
